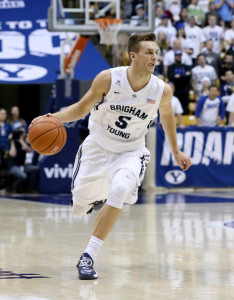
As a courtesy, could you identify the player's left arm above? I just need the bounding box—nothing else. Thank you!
[159,83,192,171]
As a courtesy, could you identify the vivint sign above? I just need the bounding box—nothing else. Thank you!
[44,163,73,179]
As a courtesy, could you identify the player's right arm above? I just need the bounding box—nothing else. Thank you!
[30,70,111,125]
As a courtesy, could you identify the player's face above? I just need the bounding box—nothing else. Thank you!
[132,41,159,74]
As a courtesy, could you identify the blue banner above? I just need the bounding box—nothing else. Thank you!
[0,0,109,83]
[39,79,80,194]
[156,126,234,187]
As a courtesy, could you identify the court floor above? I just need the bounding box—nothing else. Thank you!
[0,191,234,300]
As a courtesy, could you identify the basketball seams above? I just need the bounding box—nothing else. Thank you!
[39,128,60,154]
[40,126,66,154]
[29,120,60,131]
[30,126,62,144]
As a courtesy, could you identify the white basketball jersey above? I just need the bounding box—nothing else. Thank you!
[88,66,165,153]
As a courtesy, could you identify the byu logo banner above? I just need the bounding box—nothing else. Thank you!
[0,0,67,83]
[0,0,109,83]
[156,126,234,187]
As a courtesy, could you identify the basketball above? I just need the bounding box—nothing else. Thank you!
[28,115,67,156]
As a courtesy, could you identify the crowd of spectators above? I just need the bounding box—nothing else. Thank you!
[112,0,234,127]
[0,106,39,194]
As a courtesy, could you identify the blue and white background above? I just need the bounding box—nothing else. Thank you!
[156,126,234,187]
[0,0,109,83]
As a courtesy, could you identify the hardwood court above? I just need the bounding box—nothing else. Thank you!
[0,192,234,300]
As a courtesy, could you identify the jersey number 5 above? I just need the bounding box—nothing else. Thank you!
[115,116,131,129]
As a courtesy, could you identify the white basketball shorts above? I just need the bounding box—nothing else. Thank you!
[71,135,150,209]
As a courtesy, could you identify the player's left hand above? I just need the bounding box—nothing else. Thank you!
[173,151,192,171]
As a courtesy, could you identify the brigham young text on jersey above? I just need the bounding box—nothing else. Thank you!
[88,66,164,152]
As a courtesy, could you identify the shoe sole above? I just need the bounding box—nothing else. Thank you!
[79,274,98,280]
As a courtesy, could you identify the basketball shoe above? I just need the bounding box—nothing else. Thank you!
[77,253,98,280]
[87,200,106,214]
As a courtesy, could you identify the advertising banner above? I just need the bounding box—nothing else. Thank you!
[0,0,109,83]
[156,126,234,187]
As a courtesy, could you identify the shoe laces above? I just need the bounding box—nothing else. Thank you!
[79,256,93,268]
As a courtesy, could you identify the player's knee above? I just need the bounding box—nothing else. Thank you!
[106,169,137,209]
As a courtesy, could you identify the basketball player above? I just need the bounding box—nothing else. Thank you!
[30,33,192,280]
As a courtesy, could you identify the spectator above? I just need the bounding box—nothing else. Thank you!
[169,82,185,128]
[201,76,211,96]
[0,109,12,191]
[224,17,234,48]
[130,4,148,26]
[220,54,234,83]
[214,0,234,26]
[171,23,193,56]
[185,15,206,65]
[198,0,210,13]
[9,106,28,131]
[155,4,165,28]
[122,0,134,19]
[226,86,234,126]
[7,126,39,193]
[0,108,12,152]
[187,0,206,26]
[167,0,181,22]
[175,7,189,30]
[112,32,130,67]
[202,39,221,76]
[191,53,218,99]
[168,50,192,113]
[195,85,225,126]
[226,38,234,56]
[163,39,192,77]
[203,14,224,54]
[154,31,168,76]
[205,1,223,26]
[220,70,234,103]
[154,13,177,45]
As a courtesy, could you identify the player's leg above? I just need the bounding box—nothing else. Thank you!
[93,168,137,239]
[72,137,111,280]
[78,168,137,280]
[77,145,150,280]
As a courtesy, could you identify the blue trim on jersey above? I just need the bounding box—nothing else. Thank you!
[195,96,207,118]
[219,98,225,120]
[71,144,83,190]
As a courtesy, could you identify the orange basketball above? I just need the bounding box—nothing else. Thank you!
[28,115,67,156]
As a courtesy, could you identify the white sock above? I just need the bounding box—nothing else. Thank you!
[84,236,103,261]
